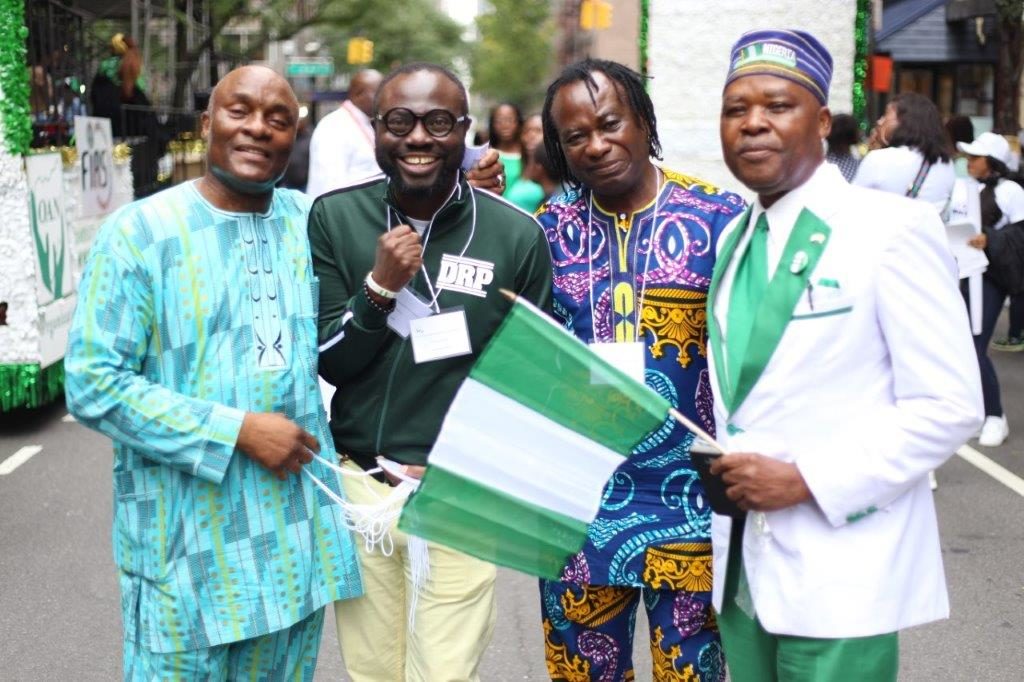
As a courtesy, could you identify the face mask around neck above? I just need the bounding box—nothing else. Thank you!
[210,163,284,197]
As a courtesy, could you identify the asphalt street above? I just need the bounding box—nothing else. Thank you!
[2,317,1023,680]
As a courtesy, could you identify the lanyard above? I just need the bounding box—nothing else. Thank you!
[906,157,933,198]
[586,169,664,342]
[385,177,477,313]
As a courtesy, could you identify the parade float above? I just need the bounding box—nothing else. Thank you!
[645,0,869,188]
[0,2,133,411]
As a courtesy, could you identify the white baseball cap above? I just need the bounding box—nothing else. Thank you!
[957,132,1013,166]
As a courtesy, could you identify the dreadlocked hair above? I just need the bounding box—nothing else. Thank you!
[541,59,661,190]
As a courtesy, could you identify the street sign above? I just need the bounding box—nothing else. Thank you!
[286,60,334,77]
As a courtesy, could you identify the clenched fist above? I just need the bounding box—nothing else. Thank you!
[372,225,423,292]
[237,412,319,480]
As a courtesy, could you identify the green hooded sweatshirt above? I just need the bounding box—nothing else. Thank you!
[309,175,553,467]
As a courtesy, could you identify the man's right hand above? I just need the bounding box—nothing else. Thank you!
[237,412,319,480]
[372,225,423,292]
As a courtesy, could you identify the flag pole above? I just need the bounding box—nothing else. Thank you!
[668,408,728,455]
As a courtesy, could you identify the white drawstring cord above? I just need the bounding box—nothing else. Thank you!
[305,454,431,630]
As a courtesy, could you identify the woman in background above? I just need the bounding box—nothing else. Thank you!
[853,92,954,213]
[961,132,1024,446]
[521,113,544,155]
[825,113,862,181]
[488,102,525,194]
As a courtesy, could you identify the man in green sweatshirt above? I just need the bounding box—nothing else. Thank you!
[308,62,552,682]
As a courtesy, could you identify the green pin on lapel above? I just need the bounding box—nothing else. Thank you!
[790,250,809,274]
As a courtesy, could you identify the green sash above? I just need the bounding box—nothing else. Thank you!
[708,207,832,415]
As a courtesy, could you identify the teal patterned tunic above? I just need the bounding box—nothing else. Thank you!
[65,181,362,653]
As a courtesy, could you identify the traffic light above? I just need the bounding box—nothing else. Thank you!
[347,37,374,65]
[580,0,612,30]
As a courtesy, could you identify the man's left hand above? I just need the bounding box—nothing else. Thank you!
[710,453,812,512]
[466,148,505,193]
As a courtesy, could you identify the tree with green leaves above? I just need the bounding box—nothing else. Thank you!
[168,0,376,108]
[326,0,467,75]
[471,0,554,111]
[994,0,1023,133]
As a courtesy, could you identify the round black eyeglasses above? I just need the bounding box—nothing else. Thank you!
[375,108,468,138]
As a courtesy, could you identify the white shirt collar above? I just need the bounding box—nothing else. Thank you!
[750,162,840,276]
[342,100,373,129]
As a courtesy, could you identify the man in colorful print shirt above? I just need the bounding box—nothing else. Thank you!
[535,58,745,681]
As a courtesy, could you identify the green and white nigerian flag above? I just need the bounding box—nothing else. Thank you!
[397,296,672,579]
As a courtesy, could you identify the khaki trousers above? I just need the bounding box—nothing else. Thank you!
[334,462,497,682]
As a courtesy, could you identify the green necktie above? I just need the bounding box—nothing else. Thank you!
[725,212,770,408]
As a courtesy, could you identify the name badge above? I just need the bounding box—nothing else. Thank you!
[590,341,646,385]
[387,288,434,338]
[410,308,472,363]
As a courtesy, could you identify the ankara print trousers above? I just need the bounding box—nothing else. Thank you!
[123,606,324,681]
[540,580,725,681]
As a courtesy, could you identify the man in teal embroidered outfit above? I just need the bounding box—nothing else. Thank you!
[65,65,361,679]
[707,30,983,681]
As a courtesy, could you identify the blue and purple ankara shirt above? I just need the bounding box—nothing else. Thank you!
[536,168,745,588]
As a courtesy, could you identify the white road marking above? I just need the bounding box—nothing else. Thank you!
[61,413,76,423]
[0,445,43,476]
[957,444,1024,497]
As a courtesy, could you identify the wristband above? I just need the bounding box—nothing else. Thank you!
[365,272,398,299]
[363,281,396,313]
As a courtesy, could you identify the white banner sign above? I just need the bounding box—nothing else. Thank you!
[74,116,116,218]
[38,294,77,368]
[26,152,73,305]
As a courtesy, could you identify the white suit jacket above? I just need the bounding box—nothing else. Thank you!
[707,163,984,638]
[306,100,381,198]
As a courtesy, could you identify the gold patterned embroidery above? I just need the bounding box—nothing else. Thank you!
[561,584,635,628]
[640,288,707,368]
[543,619,591,682]
[661,168,720,195]
[642,543,714,592]
[651,626,701,681]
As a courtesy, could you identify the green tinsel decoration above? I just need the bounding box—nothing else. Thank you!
[0,362,65,412]
[640,0,650,82]
[853,0,872,133]
[0,0,31,155]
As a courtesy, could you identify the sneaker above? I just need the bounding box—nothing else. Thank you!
[991,336,1024,352]
[978,415,1009,447]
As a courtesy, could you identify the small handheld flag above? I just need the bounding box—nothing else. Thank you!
[397,291,723,579]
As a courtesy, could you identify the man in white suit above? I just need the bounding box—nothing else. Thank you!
[707,29,983,680]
